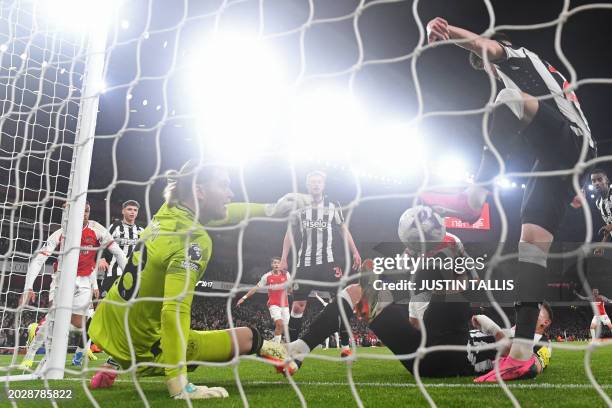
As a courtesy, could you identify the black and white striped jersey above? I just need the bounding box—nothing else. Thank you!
[292,197,345,268]
[103,221,143,278]
[494,43,593,147]
[595,186,612,226]
[467,328,546,373]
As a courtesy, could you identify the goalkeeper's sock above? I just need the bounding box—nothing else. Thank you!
[23,320,47,362]
[288,313,303,342]
[301,297,354,351]
[249,327,263,355]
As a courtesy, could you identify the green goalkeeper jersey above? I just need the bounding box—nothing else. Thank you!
[88,202,265,379]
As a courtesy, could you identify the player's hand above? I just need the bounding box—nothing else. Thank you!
[426,17,450,43]
[97,258,109,272]
[279,258,288,272]
[236,298,245,307]
[167,375,228,400]
[93,289,100,299]
[20,290,36,306]
[264,193,312,217]
[570,193,584,209]
[471,315,482,330]
[352,252,362,271]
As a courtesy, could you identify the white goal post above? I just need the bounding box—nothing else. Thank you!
[0,2,108,381]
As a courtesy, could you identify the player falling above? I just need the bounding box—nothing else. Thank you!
[238,257,291,343]
[19,202,127,369]
[87,161,305,400]
[574,288,612,341]
[281,207,553,381]
[421,17,594,382]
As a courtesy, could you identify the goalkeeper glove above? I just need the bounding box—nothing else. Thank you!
[166,374,228,400]
[264,193,312,217]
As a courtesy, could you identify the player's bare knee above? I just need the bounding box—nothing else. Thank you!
[292,301,306,314]
[342,284,362,307]
[520,224,553,254]
[70,314,84,328]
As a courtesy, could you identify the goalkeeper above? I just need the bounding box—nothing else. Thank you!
[88,161,308,400]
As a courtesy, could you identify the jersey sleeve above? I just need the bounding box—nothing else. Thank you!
[334,202,345,226]
[494,43,526,64]
[257,272,269,287]
[205,202,266,227]
[91,221,115,248]
[24,229,62,290]
[160,237,211,379]
[102,222,120,262]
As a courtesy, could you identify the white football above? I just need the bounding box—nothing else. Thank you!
[397,205,446,245]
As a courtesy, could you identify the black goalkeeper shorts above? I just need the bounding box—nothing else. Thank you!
[520,101,595,235]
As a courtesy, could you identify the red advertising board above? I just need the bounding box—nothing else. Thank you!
[444,202,491,230]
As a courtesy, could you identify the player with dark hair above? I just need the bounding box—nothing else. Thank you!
[280,170,361,357]
[588,169,612,255]
[574,288,612,341]
[420,17,594,381]
[87,161,306,400]
[238,257,291,343]
[19,201,127,369]
[98,200,144,298]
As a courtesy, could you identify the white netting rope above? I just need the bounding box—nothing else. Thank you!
[0,0,611,407]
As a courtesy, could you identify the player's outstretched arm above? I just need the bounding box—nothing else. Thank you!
[22,229,61,305]
[280,228,292,271]
[341,224,361,270]
[206,194,311,227]
[238,284,260,306]
[573,291,590,301]
[426,17,505,61]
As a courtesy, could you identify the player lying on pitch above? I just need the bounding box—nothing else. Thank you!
[279,207,552,381]
[87,160,306,400]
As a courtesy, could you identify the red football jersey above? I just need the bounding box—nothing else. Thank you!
[258,270,290,307]
[41,221,114,277]
[594,296,607,316]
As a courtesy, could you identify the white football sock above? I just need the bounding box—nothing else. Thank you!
[23,320,47,362]
[289,339,310,361]
[273,335,282,343]
[509,342,533,361]
[590,329,596,339]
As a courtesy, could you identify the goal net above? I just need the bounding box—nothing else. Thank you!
[1,0,611,406]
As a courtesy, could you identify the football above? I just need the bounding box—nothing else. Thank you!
[397,205,446,246]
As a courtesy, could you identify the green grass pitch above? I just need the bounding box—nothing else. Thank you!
[1,343,610,407]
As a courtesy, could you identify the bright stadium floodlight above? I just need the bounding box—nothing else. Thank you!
[357,122,425,178]
[433,155,470,182]
[187,32,287,163]
[288,89,367,163]
[35,0,119,32]
[496,176,512,189]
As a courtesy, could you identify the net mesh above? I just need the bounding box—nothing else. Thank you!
[0,0,86,363]
[1,0,611,406]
